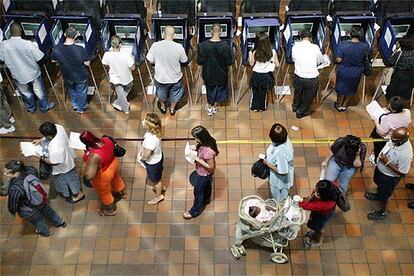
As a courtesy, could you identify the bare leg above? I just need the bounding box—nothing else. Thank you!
[148,181,165,205]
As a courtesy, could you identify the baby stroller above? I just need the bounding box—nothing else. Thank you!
[230,195,307,263]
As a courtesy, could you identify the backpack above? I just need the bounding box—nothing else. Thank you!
[251,159,270,179]
[23,174,48,206]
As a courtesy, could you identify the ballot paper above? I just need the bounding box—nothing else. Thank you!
[366,100,386,122]
[317,54,331,70]
[20,142,43,157]
[185,142,198,164]
[68,132,86,150]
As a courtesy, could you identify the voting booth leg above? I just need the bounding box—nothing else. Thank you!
[184,68,193,105]
[236,66,247,104]
[195,67,202,104]
[144,59,155,85]
[320,65,337,103]
[411,88,414,107]
[136,67,150,110]
[2,68,24,108]
[88,67,103,105]
[230,65,235,105]
[236,55,244,80]
[372,71,386,102]
[361,75,366,104]
[43,65,61,106]
[277,64,290,104]
[98,54,112,103]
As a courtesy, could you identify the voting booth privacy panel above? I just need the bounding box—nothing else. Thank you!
[376,0,414,66]
[151,14,189,51]
[3,0,59,16]
[329,0,376,59]
[241,0,280,14]
[200,0,236,17]
[157,0,196,26]
[106,0,147,21]
[101,14,144,62]
[60,0,104,31]
[197,13,234,48]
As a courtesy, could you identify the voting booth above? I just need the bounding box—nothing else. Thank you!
[2,0,58,16]
[152,14,190,51]
[106,0,147,19]
[60,0,104,31]
[157,0,196,26]
[200,0,236,17]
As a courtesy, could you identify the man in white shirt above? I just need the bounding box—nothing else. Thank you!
[365,127,412,220]
[291,30,323,119]
[33,122,84,203]
[146,26,188,116]
[0,73,15,134]
[102,35,136,114]
[0,22,55,113]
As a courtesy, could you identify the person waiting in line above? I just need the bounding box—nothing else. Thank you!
[183,126,218,219]
[32,122,84,203]
[197,23,234,116]
[80,131,127,216]
[300,180,338,247]
[146,26,188,116]
[369,96,411,163]
[0,22,55,113]
[137,113,165,205]
[322,135,366,192]
[51,27,90,114]
[334,26,369,112]
[385,35,414,103]
[248,32,279,112]
[4,160,67,237]
[262,123,294,202]
[102,35,135,114]
[291,29,323,118]
[365,127,413,220]
[0,73,15,134]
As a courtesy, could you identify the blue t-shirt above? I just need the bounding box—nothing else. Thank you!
[51,44,89,82]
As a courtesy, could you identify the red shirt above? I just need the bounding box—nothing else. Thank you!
[299,200,336,215]
[83,137,114,171]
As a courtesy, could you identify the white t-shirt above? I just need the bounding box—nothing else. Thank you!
[142,132,162,165]
[48,124,76,175]
[146,40,188,84]
[101,50,135,85]
[292,40,323,79]
[252,49,277,73]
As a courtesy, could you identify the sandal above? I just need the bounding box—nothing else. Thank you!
[147,195,164,205]
[334,102,342,112]
[182,211,193,219]
[68,193,85,204]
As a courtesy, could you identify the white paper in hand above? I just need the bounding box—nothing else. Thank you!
[20,142,42,157]
[185,142,198,164]
[69,132,86,150]
[366,101,386,122]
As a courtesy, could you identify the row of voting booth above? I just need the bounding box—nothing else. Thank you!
[1,0,413,109]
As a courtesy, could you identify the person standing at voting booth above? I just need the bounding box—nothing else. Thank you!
[197,23,234,116]
[51,27,90,114]
[248,32,279,112]
[334,26,369,112]
[0,22,55,114]
[102,35,136,114]
[0,73,15,135]
[146,26,188,116]
[365,127,413,220]
[385,35,414,103]
[291,30,323,119]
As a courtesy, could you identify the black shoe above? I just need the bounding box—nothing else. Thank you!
[296,111,310,119]
[170,109,176,116]
[405,183,414,190]
[35,229,50,237]
[367,210,388,220]
[364,192,378,201]
[157,101,167,114]
[56,221,67,228]
[292,105,299,113]
[408,202,414,209]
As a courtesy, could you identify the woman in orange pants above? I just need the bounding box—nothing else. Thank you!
[80,130,126,216]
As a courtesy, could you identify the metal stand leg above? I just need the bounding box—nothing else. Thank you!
[98,54,112,103]
[236,66,246,104]
[2,68,24,107]
[43,64,61,105]
[195,67,202,104]
[136,67,150,110]
[372,71,386,102]
[145,59,154,84]
[411,88,414,107]
[361,75,366,104]
[277,64,290,104]
[230,65,235,105]
[184,68,192,105]
[320,65,337,103]
[89,66,103,105]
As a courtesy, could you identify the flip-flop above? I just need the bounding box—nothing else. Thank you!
[147,195,164,205]
[182,211,193,219]
[68,194,85,204]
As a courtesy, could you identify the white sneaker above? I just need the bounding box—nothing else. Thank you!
[212,106,218,114]
[112,103,122,111]
[206,107,214,116]
[0,125,15,134]
[369,154,376,165]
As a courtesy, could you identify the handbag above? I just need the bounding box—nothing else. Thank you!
[103,135,126,157]
[39,159,52,180]
[363,53,372,76]
[332,182,351,212]
[384,52,402,85]
[251,159,270,179]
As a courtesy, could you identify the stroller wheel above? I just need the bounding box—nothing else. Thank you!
[238,245,246,256]
[271,252,288,264]
[230,245,241,259]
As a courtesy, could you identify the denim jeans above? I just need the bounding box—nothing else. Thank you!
[189,171,213,217]
[0,84,13,128]
[66,79,88,111]
[15,75,51,113]
[19,204,64,236]
[113,82,133,112]
[325,159,357,192]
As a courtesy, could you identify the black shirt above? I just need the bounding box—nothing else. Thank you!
[51,44,89,82]
[197,40,234,86]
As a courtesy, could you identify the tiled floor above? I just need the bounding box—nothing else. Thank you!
[2,2,414,276]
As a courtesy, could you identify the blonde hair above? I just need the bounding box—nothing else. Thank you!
[144,113,162,138]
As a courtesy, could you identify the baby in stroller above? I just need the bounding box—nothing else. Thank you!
[247,200,276,223]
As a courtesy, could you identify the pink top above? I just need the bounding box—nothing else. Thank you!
[375,109,411,139]
[195,146,216,176]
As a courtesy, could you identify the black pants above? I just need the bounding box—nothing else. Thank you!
[292,75,319,114]
[189,171,213,217]
[370,127,386,160]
